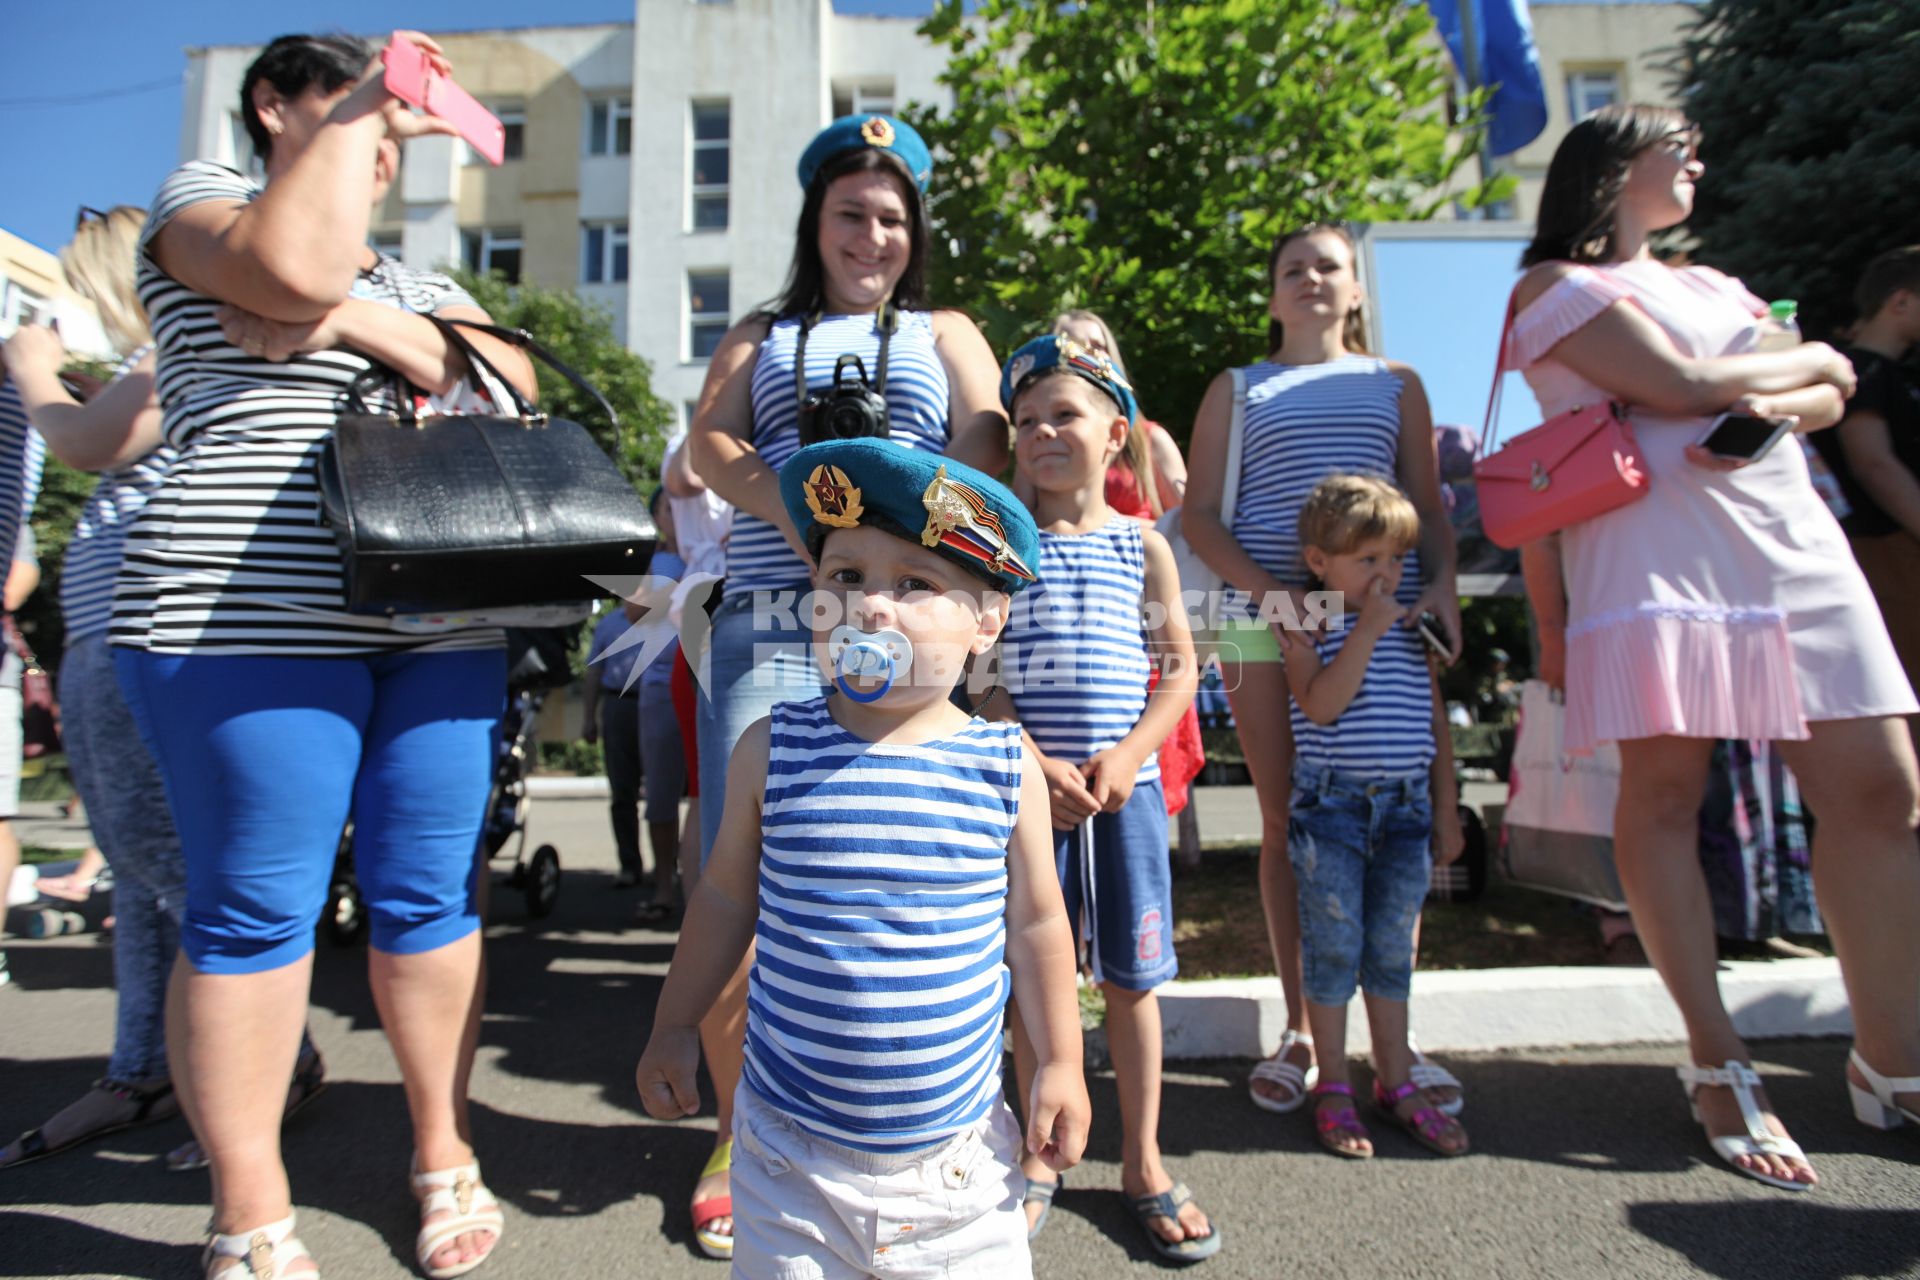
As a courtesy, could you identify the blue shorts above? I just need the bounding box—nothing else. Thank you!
[114,647,505,975]
[1287,765,1431,1005]
[1053,778,1176,992]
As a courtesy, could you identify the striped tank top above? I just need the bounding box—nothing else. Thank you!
[744,697,1023,1151]
[728,311,951,598]
[0,384,45,567]
[1000,517,1159,784]
[1289,612,1436,777]
[1231,358,1422,606]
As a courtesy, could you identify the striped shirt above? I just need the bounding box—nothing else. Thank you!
[727,311,951,598]
[1289,612,1436,777]
[744,697,1022,1151]
[1000,517,1159,784]
[1230,358,1422,606]
[0,384,44,570]
[112,160,499,656]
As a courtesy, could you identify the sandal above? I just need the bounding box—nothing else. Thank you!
[1247,1029,1317,1114]
[691,1138,734,1260]
[413,1158,505,1278]
[1022,1171,1062,1241]
[1848,1048,1920,1131]
[0,1077,178,1169]
[170,1050,328,1173]
[1374,1079,1470,1157]
[203,1212,317,1278]
[1311,1082,1372,1159]
[1407,1034,1464,1118]
[1128,1181,1222,1264]
[635,901,674,925]
[1678,1061,1813,1191]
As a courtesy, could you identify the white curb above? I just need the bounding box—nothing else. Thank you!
[528,776,612,798]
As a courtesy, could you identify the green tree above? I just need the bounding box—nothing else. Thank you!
[907,0,1506,434]
[1678,0,1920,340]
[452,270,675,484]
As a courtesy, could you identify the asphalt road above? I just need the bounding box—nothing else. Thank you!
[3,800,1916,1280]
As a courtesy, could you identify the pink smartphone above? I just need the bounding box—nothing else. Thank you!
[381,33,506,165]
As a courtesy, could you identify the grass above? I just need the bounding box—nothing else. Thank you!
[21,845,76,866]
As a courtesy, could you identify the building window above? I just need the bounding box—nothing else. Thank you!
[1566,69,1621,122]
[465,103,526,164]
[690,100,730,232]
[1,282,49,333]
[461,228,523,283]
[586,97,633,157]
[831,83,895,119]
[688,270,729,360]
[582,221,630,284]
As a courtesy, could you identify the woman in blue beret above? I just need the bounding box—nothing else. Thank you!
[681,112,1009,1261]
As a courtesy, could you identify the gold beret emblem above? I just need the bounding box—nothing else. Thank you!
[860,116,896,148]
[804,464,865,529]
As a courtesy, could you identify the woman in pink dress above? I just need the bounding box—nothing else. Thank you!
[1510,104,1920,1192]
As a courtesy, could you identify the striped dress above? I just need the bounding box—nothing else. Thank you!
[1000,517,1160,784]
[0,385,45,565]
[111,160,498,656]
[726,311,951,598]
[1230,357,1422,605]
[744,697,1023,1151]
[1289,612,1435,778]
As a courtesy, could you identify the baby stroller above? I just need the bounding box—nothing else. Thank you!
[324,625,581,945]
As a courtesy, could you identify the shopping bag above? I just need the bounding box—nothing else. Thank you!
[1499,678,1626,909]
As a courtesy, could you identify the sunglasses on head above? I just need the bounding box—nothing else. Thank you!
[75,205,109,230]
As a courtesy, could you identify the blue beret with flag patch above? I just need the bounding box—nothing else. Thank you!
[779,438,1040,595]
[999,333,1139,427]
[797,114,933,193]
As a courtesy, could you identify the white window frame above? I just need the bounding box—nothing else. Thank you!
[465,103,526,165]
[687,270,730,363]
[463,227,524,282]
[585,96,633,157]
[689,99,730,233]
[1566,68,1622,122]
[582,220,630,284]
[832,82,896,118]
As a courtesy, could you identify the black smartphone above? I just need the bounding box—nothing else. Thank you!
[1416,611,1451,659]
[1698,412,1795,462]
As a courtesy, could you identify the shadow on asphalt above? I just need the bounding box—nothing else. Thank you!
[1625,1200,1920,1277]
[0,1210,198,1277]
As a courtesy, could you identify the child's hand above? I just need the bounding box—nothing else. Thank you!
[635,1027,702,1120]
[1358,579,1404,637]
[1081,745,1143,813]
[1433,805,1465,867]
[1026,1062,1091,1174]
[1041,755,1101,830]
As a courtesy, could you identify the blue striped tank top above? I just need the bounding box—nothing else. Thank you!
[1289,612,1436,777]
[1000,517,1159,784]
[744,697,1022,1151]
[1231,358,1422,605]
[730,311,951,598]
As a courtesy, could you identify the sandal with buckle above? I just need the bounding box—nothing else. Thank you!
[1128,1181,1223,1264]
[1676,1061,1812,1191]
[0,1077,178,1170]
[1311,1082,1372,1159]
[1022,1170,1062,1241]
[691,1138,734,1260]
[1849,1048,1920,1131]
[413,1158,505,1278]
[1374,1079,1470,1157]
[1406,1034,1464,1117]
[203,1212,317,1278]
[1248,1029,1318,1115]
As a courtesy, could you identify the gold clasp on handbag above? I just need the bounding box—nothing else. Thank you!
[1530,461,1550,492]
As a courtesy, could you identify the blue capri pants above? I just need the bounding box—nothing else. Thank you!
[114,647,505,975]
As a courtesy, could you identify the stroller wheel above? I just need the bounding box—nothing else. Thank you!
[524,845,561,918]
[327,878,366,946]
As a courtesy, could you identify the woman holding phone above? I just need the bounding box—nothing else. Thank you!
[1508,104,1920,1192]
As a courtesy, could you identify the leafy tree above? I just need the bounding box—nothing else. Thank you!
[907,0,1506,434]
[452,270,675,484]
[1678,0,1920,340]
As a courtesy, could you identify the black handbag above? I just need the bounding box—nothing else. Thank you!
[318,316,656,616]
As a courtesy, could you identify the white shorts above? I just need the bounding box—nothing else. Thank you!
[730,1083,1032,1280]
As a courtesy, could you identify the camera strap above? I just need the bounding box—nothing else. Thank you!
[793,304,897,409]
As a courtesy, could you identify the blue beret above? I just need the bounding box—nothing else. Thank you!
[779,438,1040,595]
[797,114,933,193]
[1000,333,1139,428]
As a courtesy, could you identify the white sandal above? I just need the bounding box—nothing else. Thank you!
[1848,1047,1920,1130]
[413,1159,505,1279]
[1408,1034,1465,1118]
[1248,1029,1318,1114]
[1677,1061,1814,1192]
[203,1212,317,1278]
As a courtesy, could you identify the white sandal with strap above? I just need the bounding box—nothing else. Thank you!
[1677,1061,1814,1192]
[1407,1033,1465,1117]
[203,1212,317,1279]
[1849,1048,1920,1130]
[413,1159,505,1279]
[1248,1029,1318,1114]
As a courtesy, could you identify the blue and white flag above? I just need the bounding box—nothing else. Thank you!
[1427,0,1549,156]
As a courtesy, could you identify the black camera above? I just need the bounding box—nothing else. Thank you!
[798,353,891,445]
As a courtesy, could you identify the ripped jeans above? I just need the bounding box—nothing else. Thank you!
[1287,765,1432,1005]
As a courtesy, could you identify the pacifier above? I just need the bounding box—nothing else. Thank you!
[827,625,913,703]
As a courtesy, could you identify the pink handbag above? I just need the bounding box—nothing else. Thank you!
[1472,291,1650,549]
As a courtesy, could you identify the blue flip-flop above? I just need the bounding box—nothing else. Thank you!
[1129,1182,1222,1264]
[1023,1172,1063,1240]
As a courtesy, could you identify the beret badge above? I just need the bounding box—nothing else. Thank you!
[860,117,896,148]
[804,464,865,529]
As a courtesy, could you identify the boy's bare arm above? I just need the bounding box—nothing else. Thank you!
[636,717,769,1118]
[1004,750,1091,1172]
[981,660,1101,829]
[1284,585,1401,725]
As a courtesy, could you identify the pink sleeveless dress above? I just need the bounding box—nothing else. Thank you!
[1511,259,1916,753]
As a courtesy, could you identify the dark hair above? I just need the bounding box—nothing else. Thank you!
[1523,104,1690,268]
[1855,245,1920,321]
[1265,223,1369,357]
[240,33,372,164]
[765,147,930,319]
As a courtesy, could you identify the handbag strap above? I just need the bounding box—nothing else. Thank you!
[1220,366,1247,526]
[1475,288,1521,461]
[425,315,620,431]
